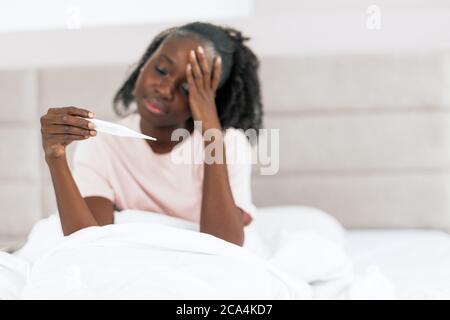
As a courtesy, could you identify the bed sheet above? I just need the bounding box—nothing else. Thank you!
[346,229,450,299]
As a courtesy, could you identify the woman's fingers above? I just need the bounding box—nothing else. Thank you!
[196,46,211,89]
[189,49,204,88]
[186,63,196,94]
[44,114,95,130]
[46,134,91,146]
[44,124,96,137]
[41,107,96,159]
[211,56,222,91]
[188,47,221,92]
[47,106,94,119]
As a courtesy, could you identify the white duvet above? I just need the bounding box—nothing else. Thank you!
[1,207,354,300]
[0,252,29,299]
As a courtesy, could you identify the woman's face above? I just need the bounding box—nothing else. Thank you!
[133,36,214,129]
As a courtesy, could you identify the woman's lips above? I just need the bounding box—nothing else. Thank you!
[143,98,166,115]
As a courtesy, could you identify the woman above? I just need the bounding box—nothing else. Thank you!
[40,22,263,246]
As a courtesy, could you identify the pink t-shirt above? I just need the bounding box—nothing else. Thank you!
[72,113,256,223]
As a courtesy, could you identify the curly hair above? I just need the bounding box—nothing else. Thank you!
[113,22,263,135]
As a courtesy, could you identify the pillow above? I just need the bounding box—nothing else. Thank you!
[252,206,347,252]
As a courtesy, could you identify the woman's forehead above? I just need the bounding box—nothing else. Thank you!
[155,36,215,67]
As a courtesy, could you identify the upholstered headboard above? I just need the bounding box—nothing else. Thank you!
[1,53,450,248]
[253,54,450,231]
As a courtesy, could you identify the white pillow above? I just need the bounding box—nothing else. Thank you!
[252,206,347,252]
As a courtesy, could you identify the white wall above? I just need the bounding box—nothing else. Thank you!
[1,0,450,69]
[1,0,450,247]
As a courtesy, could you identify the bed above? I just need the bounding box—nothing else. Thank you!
[2,54,450,300]
[347,229,450,299]
[1,206,449,300]
[254,206,450,299]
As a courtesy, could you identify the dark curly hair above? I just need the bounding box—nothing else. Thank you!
[113,22,263,135]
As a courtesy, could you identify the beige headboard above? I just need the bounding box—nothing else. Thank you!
[1,53,450,247]
[254,54,450,231]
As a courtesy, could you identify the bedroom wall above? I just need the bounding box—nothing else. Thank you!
[1,0,450,247]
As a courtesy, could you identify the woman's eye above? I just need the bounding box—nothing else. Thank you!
[155,65,167,76]
[181,83,189,96]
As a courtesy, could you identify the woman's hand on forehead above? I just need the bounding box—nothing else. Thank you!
[185,45,222,133]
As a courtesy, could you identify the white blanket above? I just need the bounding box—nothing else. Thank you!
[0,252,29,299]
[3,208,354,299]
[21,223,312,299]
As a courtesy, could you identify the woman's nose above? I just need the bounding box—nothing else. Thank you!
[155,81,174,100]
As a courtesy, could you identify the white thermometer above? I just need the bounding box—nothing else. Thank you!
[89,118,157,141]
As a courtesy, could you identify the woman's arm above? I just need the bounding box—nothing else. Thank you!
[200,133,245,246]
[85,197,114,226]
[47,156,99,235]
[186,47,245,245]
[41,107,99,235]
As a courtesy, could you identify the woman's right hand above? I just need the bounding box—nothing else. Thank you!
[40,107,97,161]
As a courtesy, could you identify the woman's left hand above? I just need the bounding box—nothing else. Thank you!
[186,46,222,133]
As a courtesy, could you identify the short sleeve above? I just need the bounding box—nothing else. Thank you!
[71,138,115,202]
[224,129,257,218]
